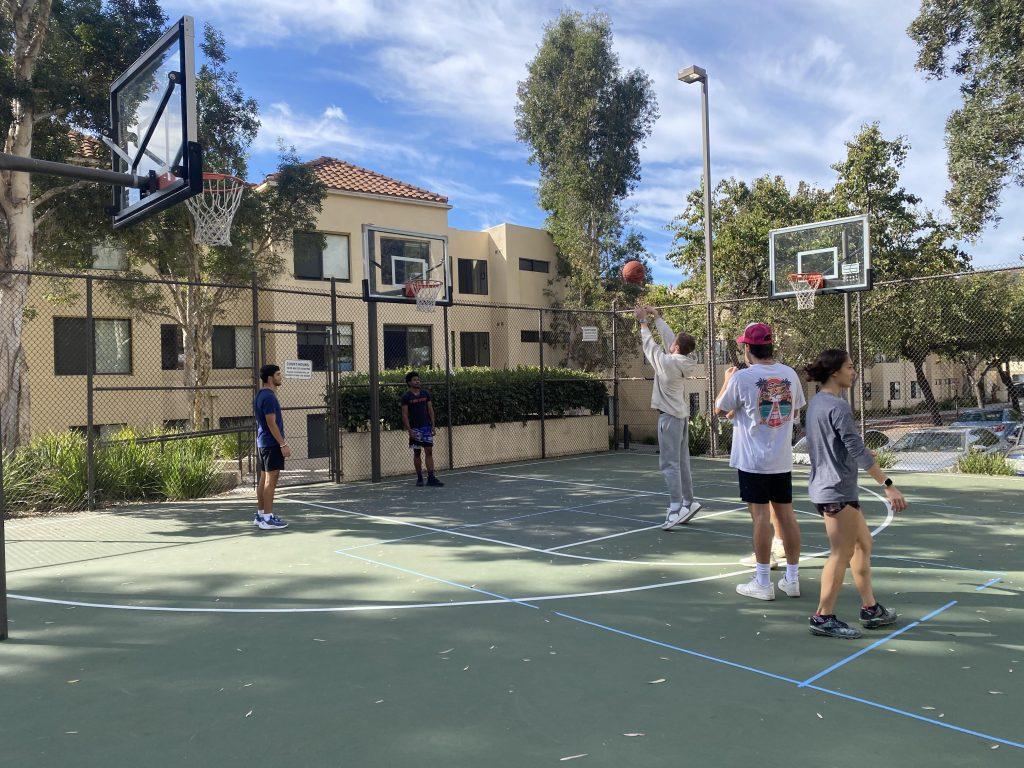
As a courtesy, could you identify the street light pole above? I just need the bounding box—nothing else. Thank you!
[679,65,717,456]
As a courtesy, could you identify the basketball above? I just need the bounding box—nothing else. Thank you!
[622,260,645,284]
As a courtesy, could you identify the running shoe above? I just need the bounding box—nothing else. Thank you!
[677,501,702,524]
[416,477,424,487]
[771,538,788,561]
[255,514,288,530]
[660,507,688,530]
[860,603,898,629]
[809,614,861,638]
[740,552,779,569]
[736,577,775,601]
[777,575,801,598]
[426,475,444,487]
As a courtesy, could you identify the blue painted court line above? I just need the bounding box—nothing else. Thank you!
[799,601,958,688]
[338,551,540,609]
[976,577,1002,592]
[552,611,802,684]
[804,683,1024,750]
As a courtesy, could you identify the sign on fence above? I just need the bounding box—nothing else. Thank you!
[284,359,313,380]
[581,326,599,342]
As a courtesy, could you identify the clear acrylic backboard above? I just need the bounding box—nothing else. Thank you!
[769,214,871,299]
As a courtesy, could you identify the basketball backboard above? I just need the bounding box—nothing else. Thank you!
[769,214,871,299]
[109,16,201,229]
[362,224,452,305]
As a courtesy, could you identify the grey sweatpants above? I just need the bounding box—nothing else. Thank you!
[658,412,694,507]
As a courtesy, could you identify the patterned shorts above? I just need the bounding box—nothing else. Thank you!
[815,501,860,517]
[409,426,434,450]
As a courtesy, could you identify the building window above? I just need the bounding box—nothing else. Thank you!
[863,383,872,401]
[383,325,432,369]
[457,259,488,295]
[910,381,920,399]
[874,352,898,364]
[163,419,190,432]
[889,382,901,400]
[519,258,549,273]
[689,392,701,416]
[161,324,184,370]
[293,232,350,281]
[54,317,132,375]
[713,339,731,365]
[212,326,254,370]
[71,423,128,440]
[91,242,126,271]
[460,332,490,367]
[381,238,430,286]
[295,323,354,372]
[219,415,252,431]
[307,413,329,459]
[520,330,560,344]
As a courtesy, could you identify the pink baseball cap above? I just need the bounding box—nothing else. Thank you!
[736,322,773,345]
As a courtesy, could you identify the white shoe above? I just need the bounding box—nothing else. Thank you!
[778,575,800,598]
[771,539,788,561]
[661,507,687,530]
[678,501,702,523]
[736,578,775,601]
[740,552,779,569]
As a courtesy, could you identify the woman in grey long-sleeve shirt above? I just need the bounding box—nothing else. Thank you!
[803,349,907,639]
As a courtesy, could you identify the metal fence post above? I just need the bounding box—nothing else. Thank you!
[1,423,8,640]
[251,273,259,490]
[367,298,381,482]
[856,292,866,438]
[443,302,454,471]
[330,277,341,483]
[844,292,855,409]
[707,301,718,457]
[86,275,95,509]
[611,303,619,449]
[539,308,546,459]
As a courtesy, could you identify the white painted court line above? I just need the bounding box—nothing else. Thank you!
[545,523,663,551]
[471,470,665,497]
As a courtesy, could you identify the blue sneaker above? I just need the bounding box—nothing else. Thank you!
[255,513,288,530]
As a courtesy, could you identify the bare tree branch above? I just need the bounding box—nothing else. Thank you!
[31,179,88,211]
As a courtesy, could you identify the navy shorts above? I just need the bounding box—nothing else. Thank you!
[815,501,860,517]
[258,445,285,473]
[737,470,793,505]
[409,426,434,451]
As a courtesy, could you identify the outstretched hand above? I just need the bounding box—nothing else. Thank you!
[633,305,649,322]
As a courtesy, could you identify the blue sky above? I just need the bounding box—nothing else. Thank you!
[168,0,1023,284]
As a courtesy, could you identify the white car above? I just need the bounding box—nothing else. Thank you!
[1005,426,1024,476]
[885,427,1005,472]
[792,429,889,466]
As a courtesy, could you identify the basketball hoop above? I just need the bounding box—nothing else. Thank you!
[186,173,245,246]
[404,279,443,312]
[788,272,825,310]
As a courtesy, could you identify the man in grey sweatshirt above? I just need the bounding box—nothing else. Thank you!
[636,306,703,530]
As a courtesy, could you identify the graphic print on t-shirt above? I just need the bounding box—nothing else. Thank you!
[756,377,794,428]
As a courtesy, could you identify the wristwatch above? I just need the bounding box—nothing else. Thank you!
[883,477,893,487]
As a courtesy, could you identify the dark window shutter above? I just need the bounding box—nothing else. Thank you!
[293,232,323,279]
[54,317,88,375]
[212,326,236,369]
[306,414,329,458]
[160,325,182,370]
[458,259,471,293]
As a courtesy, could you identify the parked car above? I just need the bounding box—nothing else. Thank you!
[792,429,890,466]
[951,406,1021,438]
[885,427,1005,472]
[1005,424,1024,476]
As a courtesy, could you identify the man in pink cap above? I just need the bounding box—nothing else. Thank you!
[715,322,805,601]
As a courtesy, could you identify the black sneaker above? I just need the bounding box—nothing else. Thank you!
[416,477,424,487]
[809,614,862,639]
[860,603,898,629]
[426,475,444,487]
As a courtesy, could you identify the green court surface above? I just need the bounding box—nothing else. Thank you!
[1,452,1021,766]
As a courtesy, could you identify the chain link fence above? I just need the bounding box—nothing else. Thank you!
[1,263,1021,514]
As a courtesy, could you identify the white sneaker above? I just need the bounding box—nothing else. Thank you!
[778,575,800,598]
[740,552,779,569]
[661,508,687,531]
[736,578,775,601]
[771,539,788,561]
[677,501,702,524]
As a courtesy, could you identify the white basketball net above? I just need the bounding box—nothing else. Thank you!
[186,175,245,246]
[407,279,443,312]
[788,275,822,310]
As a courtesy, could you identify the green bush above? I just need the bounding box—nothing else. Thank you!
[3,428,222,516]
[955,451,1014,476]
[874,450,897,469]
[687,413,733,456]
[334,366,608,432]
[214,430,253,461]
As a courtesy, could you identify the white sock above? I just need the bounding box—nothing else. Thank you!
[261,512,272,520]
[755,563,771,587]
[257,509,264,516]
[786,563,799,581]
[668,503,682,513]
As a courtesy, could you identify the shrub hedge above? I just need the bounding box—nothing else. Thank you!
[334,366,608,432]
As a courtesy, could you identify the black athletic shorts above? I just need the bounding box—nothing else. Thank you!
[815,501,860,517]
[737,470,793,505]
[258,445,285,473]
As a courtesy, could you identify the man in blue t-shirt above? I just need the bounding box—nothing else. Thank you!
[253,364,290,530]
[401,371,443,487]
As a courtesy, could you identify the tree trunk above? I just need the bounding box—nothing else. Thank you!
[0,269,32,451]
[996,364,1021,413]
[912,357,942,425]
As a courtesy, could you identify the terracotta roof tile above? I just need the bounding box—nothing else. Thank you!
[267,156,447,204]
[67,131,105,162]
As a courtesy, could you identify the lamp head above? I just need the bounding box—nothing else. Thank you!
[677,65,707,84]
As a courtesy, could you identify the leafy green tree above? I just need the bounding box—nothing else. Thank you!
[0,0,167,450]
[515,10,657,311]
[908,0,1024,237]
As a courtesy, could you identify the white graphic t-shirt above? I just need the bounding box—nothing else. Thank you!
[715,363,806,475]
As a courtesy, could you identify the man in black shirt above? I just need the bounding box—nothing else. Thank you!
[401,371,444,487]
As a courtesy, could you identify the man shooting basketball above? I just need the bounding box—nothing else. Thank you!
[634,305,703,529]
